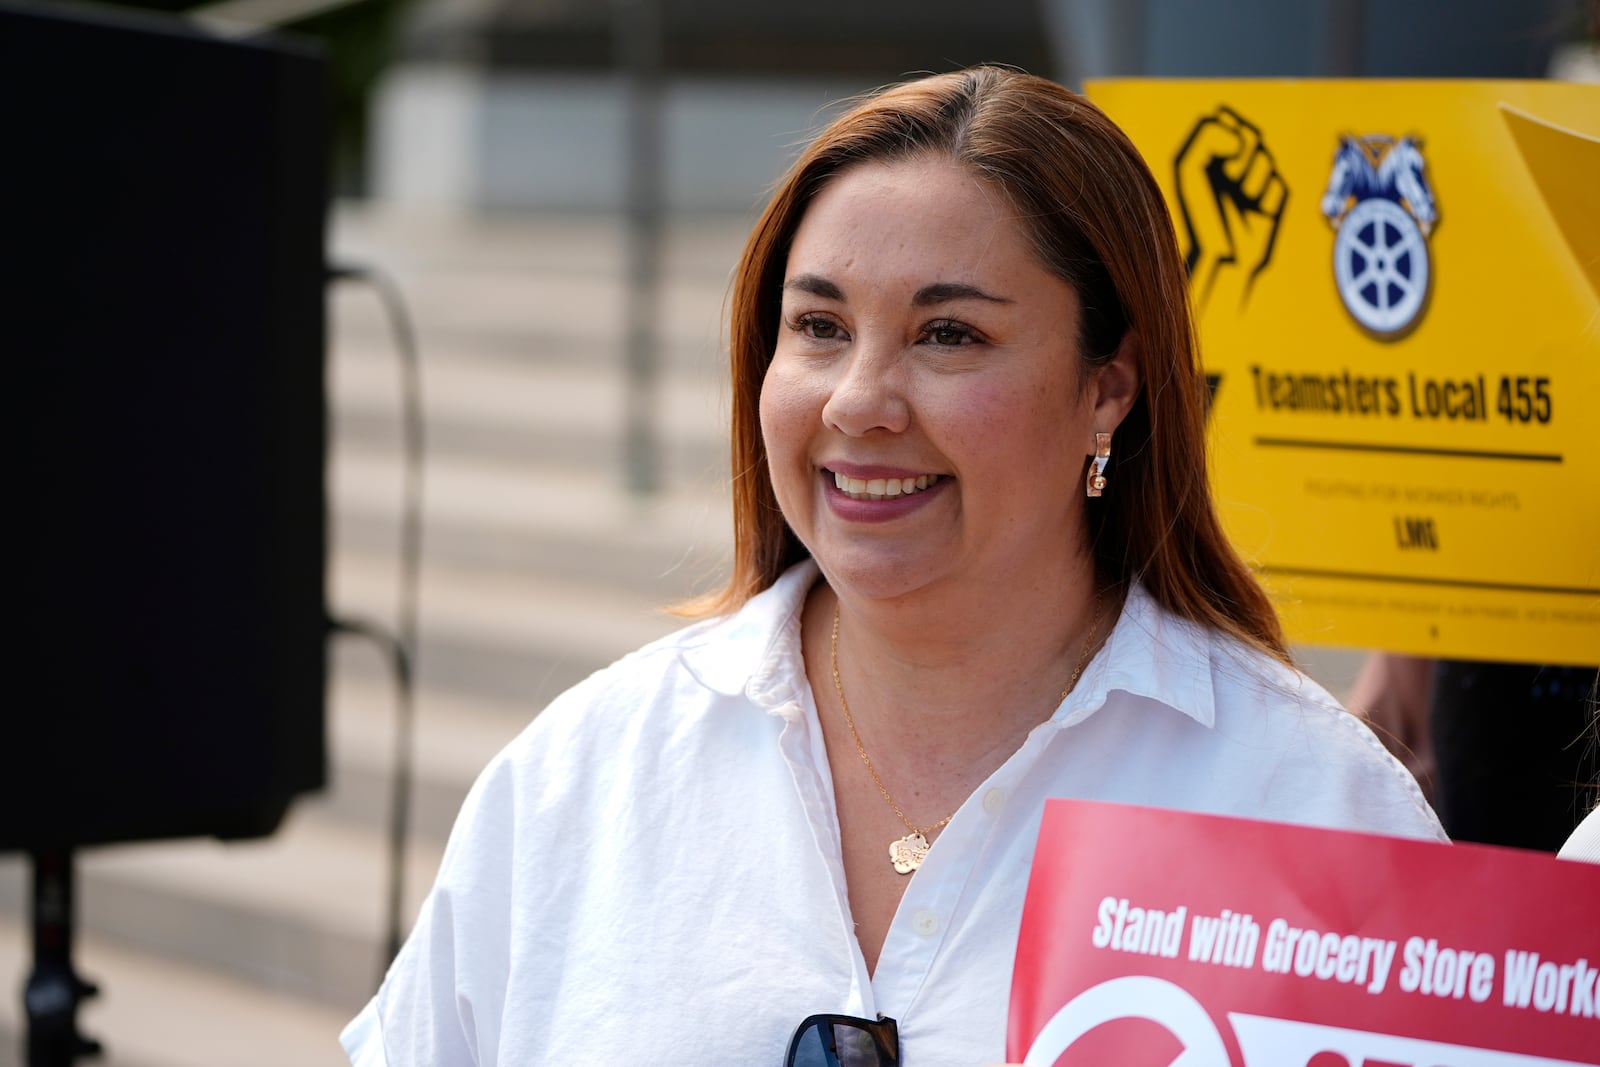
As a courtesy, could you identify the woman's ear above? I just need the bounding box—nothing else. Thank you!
[1089,331,1142,432]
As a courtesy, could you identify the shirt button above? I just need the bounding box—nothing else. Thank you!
[983,788,1006,814]
[913,910,939,937]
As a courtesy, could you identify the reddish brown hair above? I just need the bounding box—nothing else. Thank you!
[697,66,1287,662]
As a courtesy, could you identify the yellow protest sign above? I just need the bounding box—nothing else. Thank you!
[1088,80,1599,666]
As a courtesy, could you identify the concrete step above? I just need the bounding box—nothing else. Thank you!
[320,673,530,845]
[0,914,352,1067]
[331,204,752,277]
[328,333,731,487]
[327,206,749,379]
[330,527,700,699]
[330,439,732,595]
[328,269,732,379]
[0,806,438,1014]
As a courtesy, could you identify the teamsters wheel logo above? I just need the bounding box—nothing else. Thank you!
[1319,134,1439,339]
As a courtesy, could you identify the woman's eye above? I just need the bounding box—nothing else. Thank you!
[790,314,842,340]
[925,321,975,346]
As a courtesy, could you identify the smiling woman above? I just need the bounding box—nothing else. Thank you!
[761,157,1123,615]
[342,67,1446,1067]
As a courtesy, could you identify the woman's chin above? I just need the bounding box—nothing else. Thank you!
[814,548,954,606]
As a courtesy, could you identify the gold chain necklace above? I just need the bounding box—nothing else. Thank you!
[830,595,1102,875]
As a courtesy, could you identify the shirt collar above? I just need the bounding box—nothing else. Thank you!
[677,559,819,713]
[678,560,1219,731]
[1055,581,1218,730]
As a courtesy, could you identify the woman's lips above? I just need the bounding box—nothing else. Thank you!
[820,467,949,521]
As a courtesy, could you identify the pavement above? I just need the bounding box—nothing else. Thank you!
[0,202,1363,1067]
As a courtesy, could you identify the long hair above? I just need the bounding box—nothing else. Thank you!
[694,66,1288,663]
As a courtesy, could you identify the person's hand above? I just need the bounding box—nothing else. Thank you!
[1345,652,1436,798]
[1174,106,1288,312]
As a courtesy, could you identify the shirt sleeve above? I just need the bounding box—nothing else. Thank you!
[338,749,522,1067]
[340,1000,389,1067]
[1558,805,1600,864]
[340,888,491,1066]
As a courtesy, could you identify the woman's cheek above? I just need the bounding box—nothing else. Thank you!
[759,357,823,453]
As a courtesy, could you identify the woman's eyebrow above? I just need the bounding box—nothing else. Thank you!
[782,273,844,300]
[783,275,1013,307]
[912,281,1012,306]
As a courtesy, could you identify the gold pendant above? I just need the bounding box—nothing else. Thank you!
[889,832,930,875]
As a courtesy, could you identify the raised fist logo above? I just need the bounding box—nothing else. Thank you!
[1174,107,1288,311]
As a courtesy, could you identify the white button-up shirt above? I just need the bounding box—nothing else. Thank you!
[343,561,1443,1066]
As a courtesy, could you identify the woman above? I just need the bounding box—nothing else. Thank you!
[1558,674,1600,863]
[342,67,1442,1066]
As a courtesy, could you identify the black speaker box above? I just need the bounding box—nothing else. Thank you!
[1,1,328,848]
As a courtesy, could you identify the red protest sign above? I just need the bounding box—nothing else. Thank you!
[1008,800,1599,1066]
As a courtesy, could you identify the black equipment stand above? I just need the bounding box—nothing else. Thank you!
[24,850,103,1067]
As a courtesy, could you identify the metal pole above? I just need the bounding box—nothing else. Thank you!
[1040,0,1147,86]
[616,0,665,495]
[1317,0,1367,76]
[25,850,102,1067]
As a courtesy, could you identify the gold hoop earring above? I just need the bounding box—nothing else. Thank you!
[1086,432,1111,497]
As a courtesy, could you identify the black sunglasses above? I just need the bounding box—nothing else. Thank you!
[785,1014,899,1066]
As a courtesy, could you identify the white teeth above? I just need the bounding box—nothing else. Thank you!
[831,471,940,501]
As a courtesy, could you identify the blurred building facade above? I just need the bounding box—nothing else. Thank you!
[370,0,1581,214]
[371,0,1051,212]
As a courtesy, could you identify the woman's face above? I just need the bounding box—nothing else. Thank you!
[759,156,1135,605]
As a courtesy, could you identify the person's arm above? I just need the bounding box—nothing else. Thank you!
[1344,652,1436,799]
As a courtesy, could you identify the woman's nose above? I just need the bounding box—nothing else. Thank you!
[820,337,910,436]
